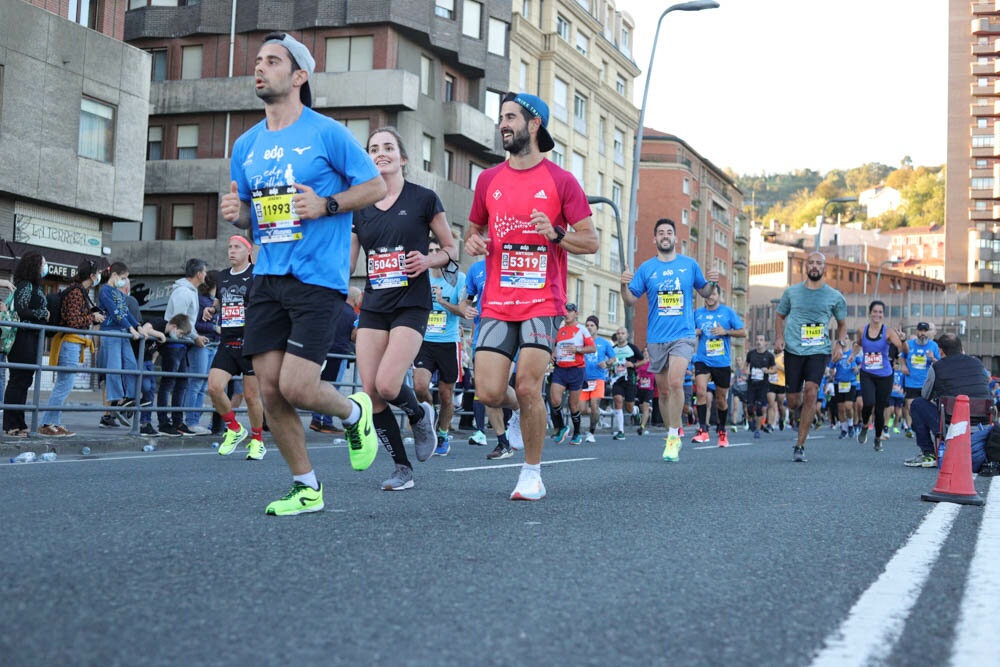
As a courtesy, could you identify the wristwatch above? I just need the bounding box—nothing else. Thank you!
[325,196,340,216]
[552,226,566,244]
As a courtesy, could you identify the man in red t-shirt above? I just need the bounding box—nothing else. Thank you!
[549,303,596,446]
[464,92,599,501]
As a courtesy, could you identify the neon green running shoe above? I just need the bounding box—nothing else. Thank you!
[245,438,266,461]
[662,434,682,462]
[345,392,377,471]
[218,425,248,456]
[265,482,324,516]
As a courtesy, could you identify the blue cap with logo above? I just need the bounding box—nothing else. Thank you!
[510,92,556,153]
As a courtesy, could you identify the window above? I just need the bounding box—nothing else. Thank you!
[598,116,606,155]
[592,284,600,308]
[977,159,989,168]
[176,124,198,160]
[608,290,619,323]
[149,49,167,81]
[435,0,455,19]
[553,77,568,122]
[576,279,583,309]
[519,61,529,90]
[576,31,589,56]
[444,150,454,180]
[600,60,608,81]
[979,77,989,87]
[683,178,690,195]
[552,141,566,168]
[610,235,620,272]
[420,56,432,96]
[422,134,433,171]
[521,0,531,19]
[463,0,482,38]
[976,200,988,211]
[488,18,508,56]
[682,209,689,226]
[972,177,994,190]
[573,93,587,134]
[326,36,374,72]
[972,135,994,148]
[576,0,591,11]
[172,204,194,241]
[620,26,631,58]
[978,118,989,129]
[69,0,98,28]
[181,45,202,80]
[571,152,585,187]
[611,181,622,209]
[485,89,501,122]
[556,15,570,41]
[470,162,485,189]
[344,119,370,147]
[597,172,605,198]
[615,75,626,96]
[444,73,455,102]
[147,126,163,160]
[79,97,115,163]
[613,127,624,165]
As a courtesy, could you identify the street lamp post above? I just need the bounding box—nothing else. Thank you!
[874,258,902,298]
[815,196,858,251]
[587,195,632,333]
[625,1,720,275]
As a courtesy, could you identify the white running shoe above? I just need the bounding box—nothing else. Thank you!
[584,432,596,443]
[510,468,545,501]
[507,411,524,451]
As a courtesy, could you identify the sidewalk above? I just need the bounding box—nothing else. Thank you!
[0,389,336,457]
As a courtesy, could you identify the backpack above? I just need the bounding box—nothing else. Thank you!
[46,285,86,334]
[0,292,19,355]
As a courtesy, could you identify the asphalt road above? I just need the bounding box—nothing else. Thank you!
[1,423,995,666]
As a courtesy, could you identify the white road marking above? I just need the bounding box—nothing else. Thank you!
[4,443,343,465]
[448,457,598,472]
[951,478,998,667]
[809,502,961,667]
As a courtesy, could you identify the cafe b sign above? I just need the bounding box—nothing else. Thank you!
[14,214,102,256]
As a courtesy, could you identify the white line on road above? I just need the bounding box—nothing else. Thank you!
[448,457,598,472]
[809,501,962,667]
[951,478,998,667]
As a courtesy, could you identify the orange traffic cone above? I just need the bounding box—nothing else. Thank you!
[921,395,985,506]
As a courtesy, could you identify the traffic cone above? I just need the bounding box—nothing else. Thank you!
[921,395,985,506]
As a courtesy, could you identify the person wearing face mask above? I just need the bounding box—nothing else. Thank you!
[3,252,49,437]
[97,261,144,428]
[38,259,106,437]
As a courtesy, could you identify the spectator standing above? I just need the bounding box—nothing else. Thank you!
[39,259,105,437]
[183,270,220,434]
[3,252,49,437]
[165,258,209,436]
[97,262,143,428]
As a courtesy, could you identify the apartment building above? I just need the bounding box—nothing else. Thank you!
[510,0,640,337]
[632,129,747,356]
[947,0,1000,284]
[0,0,149,284]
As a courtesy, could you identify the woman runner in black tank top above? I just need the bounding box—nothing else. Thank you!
[349,127,458,490]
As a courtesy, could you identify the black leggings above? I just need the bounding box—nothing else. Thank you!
[860,371,893,437]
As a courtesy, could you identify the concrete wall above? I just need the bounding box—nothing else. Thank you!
[0,1,150,222]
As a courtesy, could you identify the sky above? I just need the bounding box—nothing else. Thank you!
[613,0,948,176]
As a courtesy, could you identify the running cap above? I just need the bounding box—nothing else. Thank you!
[916,322,930,331]
[263,32,315,107]
[565,303,578,312]
[506,92,555,153]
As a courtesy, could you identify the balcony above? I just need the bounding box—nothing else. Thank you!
[441,102,498,153]
[973,62,994,76]
[973,2,996,15]
[732,258,748,269]
[975,268,999,282]
[731,283,746,295]
[972,18,1000,34]
[149,70,419,115]
[970,207,998,221]
[973,40,997,55]
[979,246,998,261]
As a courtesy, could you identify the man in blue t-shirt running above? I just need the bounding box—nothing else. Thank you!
[621,218,719,463]
[220,33,386,516]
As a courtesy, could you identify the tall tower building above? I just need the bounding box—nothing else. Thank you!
[509,0,640,334]
[947,0,1000,285]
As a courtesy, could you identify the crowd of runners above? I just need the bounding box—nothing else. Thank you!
[206,33,992,515]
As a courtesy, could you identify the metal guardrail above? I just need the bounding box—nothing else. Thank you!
[0,320,364,436]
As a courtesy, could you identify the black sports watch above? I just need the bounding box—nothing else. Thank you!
[325,196,340,216]
[551,226,566,244]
